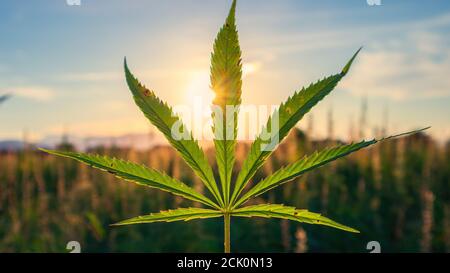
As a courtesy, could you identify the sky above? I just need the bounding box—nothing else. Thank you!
[0,0,450,143]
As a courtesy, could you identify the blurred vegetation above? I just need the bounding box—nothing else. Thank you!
[0,128,448,253]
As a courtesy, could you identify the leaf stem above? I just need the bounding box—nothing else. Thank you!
[224,213,231,253]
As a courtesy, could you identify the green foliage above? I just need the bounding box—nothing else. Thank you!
[40,149,219,209]
[113,208,223,226]
[42,0,428,252]
[232,204,359,233]
[230,49,361,205]
[211,0,242,207]
[124,61,223,207]
[233,129,428,208]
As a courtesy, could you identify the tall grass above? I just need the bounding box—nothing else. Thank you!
[0,129,448,252]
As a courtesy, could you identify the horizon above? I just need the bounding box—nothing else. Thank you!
[0,124,442,153]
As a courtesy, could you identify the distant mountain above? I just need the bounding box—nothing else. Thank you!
[0,132,167,152]
[0,139,55,152]
[0,140,27,151]
[37,132,165,151]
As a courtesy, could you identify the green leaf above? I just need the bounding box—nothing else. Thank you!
[234,128,429,208]
[230,48,362,205]
[124,60,224,207]
[232,204,359,233]
[40,149,220,209]
[210,0,242,206]
[112,207,223,226]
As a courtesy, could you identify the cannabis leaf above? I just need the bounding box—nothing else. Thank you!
[40,149,220,209]
[229,48,361,205]
[42,0,429,253]
[112,208,223,226]
[233,128,429,208]
[232,204,359,233]
[210,0,242,208]
[124,60,224,207]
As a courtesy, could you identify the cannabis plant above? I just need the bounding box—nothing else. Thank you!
[42,0,426,252]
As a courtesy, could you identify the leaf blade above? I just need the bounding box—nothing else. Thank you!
[112,207,222,226]
[230,49,362,205]
[40,149,220,209]
[211,0,242,206]
[124,61,224,207]
[234,128,429,208]
[233,204,359,233]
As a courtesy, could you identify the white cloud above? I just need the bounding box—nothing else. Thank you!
[59,69,187,83]
[9,86,55,101]
[60,72,122,82]
[46,117,149,138]
[339,12,450,101]
[341,39,450,101]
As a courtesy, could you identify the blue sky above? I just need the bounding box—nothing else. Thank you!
[1,0,450,142]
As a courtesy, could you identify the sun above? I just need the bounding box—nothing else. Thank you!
[184,70,215,106]
[178,70,215,140]
[179,63,262,140]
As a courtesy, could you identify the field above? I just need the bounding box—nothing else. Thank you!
[1,129,448,253]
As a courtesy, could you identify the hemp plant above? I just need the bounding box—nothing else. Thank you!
[42,0,427,252]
